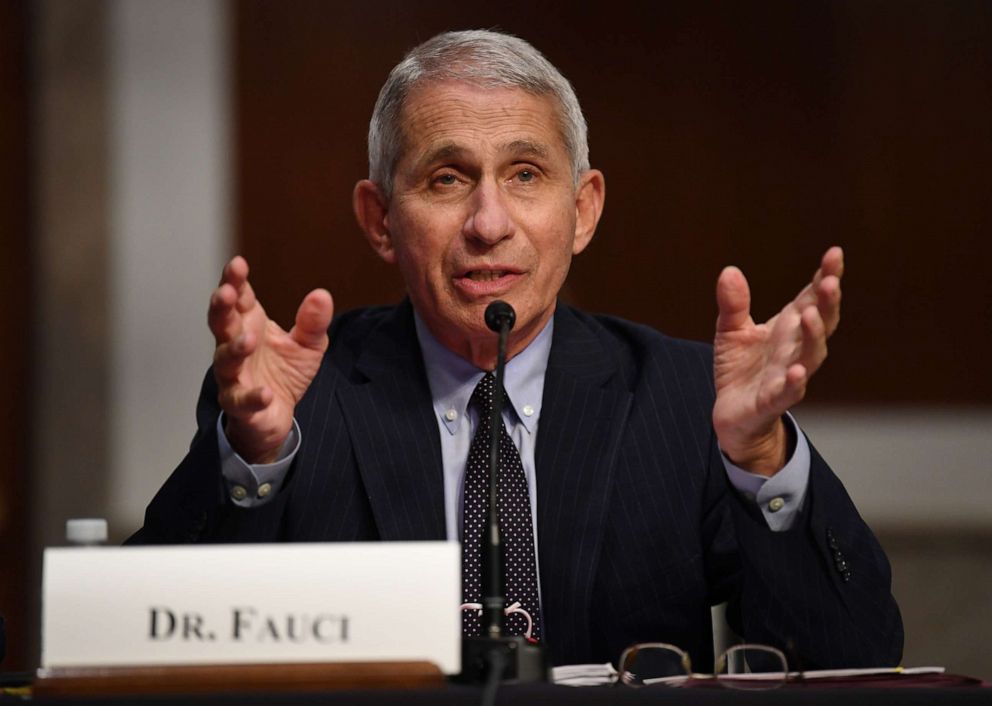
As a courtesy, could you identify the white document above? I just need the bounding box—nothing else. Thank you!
[42,542,460,673]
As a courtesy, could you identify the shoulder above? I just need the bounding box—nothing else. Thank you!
[328,303,404,344]
[321,301,420,381]
[554,303,714,389]
[552,305,718,470]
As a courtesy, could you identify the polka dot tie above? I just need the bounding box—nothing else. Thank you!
[462,372,543,641]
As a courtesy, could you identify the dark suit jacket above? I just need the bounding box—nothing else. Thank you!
[130,301,903,669]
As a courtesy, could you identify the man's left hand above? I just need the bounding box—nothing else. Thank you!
[712,247,843,476]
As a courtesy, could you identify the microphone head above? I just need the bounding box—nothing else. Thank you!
[484,300,516,333]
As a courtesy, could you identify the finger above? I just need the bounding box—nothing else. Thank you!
[207,283,241,343]
[820,245,844,281]
[212,330,257,382]
[210,256,264,342]
[290,288,334,350]
[781,363,810,408]
[715,266,753,333]
[796,305,828,376]
[758,364,809,417]
[766,312,802,377]
[792,246,845,314]
[234,273,258,314]
[209,256,250,342]
[816,273,842,337]
[219,255,260,315]
[218,384,273,419]
[810,246,843,287]
[220,255,249,288]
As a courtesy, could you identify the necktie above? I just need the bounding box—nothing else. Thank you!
[461,372,543,641]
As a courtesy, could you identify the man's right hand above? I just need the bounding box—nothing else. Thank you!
[208,256,334,463]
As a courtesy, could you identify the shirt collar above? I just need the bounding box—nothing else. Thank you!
[414,312,553,436]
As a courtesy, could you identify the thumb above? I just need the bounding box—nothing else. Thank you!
[716,266,752,333]
[291,288,334,350]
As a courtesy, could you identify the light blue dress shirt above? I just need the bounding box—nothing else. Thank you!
[218,314,811,535]
[412,313,552,544]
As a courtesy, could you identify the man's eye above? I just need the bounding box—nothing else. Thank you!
[435,174,457,186]
[517,170,535,183]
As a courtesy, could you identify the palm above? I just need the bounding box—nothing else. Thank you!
[713,305,804,440]
[235,305,326,438]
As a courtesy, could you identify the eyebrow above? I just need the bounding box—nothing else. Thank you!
[416,139,553,170]
[502,140,551,161]
[419,142,465,167]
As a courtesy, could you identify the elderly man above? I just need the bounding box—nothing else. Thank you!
[131,30,902,670]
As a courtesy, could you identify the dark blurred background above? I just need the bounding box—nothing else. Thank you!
[237,1,991,405]
[2,0,990,678]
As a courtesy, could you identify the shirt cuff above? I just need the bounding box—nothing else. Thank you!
[721,413,810,532]
[217,415,301,508]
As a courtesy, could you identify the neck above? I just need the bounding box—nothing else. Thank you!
[435,310,553,371]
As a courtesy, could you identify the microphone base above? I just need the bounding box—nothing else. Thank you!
[455,636,550,684]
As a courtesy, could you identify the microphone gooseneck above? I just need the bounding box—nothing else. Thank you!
[482,300,514,639]
[459,300,548,687]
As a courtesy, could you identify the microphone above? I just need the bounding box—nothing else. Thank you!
[484,300,515,334]
[458,300,549,687]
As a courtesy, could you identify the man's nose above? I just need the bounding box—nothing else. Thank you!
[462,181,515,245]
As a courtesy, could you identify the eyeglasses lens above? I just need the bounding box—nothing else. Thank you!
[619,646,688,686]
[715,645,787,690]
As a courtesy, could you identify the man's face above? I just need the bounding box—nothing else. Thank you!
[358,81,603,365]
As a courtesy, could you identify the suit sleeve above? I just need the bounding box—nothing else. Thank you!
[719,435,904,669]
[125,369,295,545]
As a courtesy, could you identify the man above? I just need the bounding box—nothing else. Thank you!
[130,30,902,669]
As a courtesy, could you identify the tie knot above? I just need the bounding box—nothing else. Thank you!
[470,372,504,416]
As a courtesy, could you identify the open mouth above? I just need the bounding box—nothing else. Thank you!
[465,270,509,281]
[454,268,523,296]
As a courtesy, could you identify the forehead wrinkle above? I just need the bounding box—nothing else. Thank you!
[398,86,568,177]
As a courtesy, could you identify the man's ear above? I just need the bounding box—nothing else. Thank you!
[572,169,606,256]
[353,179,396,264]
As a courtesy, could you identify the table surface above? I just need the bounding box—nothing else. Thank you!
[17,682,992,706]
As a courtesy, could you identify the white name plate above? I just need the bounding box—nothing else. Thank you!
[42,542,460,673]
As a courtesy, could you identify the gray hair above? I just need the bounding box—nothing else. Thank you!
[367,29,590,198]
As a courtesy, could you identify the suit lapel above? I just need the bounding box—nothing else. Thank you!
[337,302,447,541]
[333,301,633,649]
[537,305,633,656]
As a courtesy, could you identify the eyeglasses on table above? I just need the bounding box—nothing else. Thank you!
[617,642,791,690]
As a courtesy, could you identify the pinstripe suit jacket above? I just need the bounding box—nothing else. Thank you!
[131,300,903,669]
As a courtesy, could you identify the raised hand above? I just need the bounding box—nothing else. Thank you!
[208,256,334,463]
[711,247,843,476]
